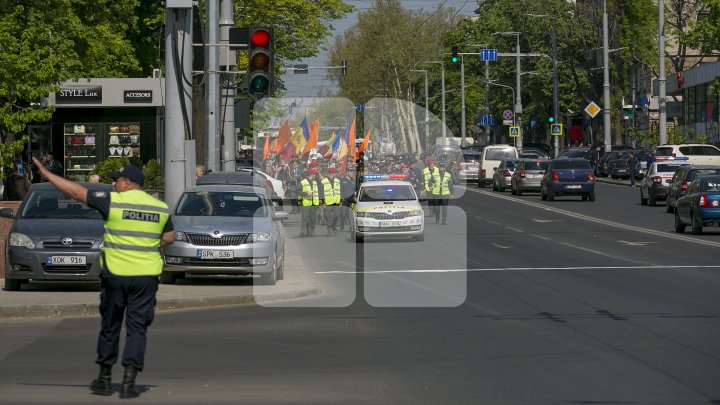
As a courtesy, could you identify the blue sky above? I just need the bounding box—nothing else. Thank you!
[281,0,479,97]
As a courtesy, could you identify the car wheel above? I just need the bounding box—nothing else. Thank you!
[511,183,517,195]
[492,180,497,191]
[414,233,425,242]
[611,175,619,179]
[582,194,588,201]
[261,254,278,285]
[541,186,547,201]
[159,271,177,285]
[674,210,686,233]
[277,249,285,280]
[589,192,596,202]
[547,189,555,201]
[691,212,703,235]
[4,279,22,291]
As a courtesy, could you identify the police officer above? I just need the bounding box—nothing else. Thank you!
[322,167,342,236]
[299,169,320,237]
[422,158,440,215]
[339,169,356,231]
[31,159,174,399]
[436,162,454,225]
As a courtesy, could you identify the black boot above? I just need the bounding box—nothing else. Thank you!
[90,364,112,396]
[119,366,140,399]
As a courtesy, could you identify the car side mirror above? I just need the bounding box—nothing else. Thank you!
[0,208,15,219]
[273,211,289,221]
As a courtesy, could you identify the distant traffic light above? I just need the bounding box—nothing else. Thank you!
[451,46,459,63]
[247,26,274,97]
[548,116,555,123]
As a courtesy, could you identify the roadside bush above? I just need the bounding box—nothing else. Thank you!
[91,157,130,184]
[142,159,164,191]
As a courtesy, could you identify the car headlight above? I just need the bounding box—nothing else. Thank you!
[246,232,272,243]
[9,233,35,249]
[175,232,188,242]
[355,212,366,217]
[407,210,423,217]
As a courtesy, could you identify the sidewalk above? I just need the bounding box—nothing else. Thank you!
[596,176,638,187]
[0,234,320,319]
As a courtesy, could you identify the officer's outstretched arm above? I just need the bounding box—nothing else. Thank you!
[32,157,88,204]
[161,231,175,248]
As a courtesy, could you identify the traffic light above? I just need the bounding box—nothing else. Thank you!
[451,46,459,63]
[247,26,274,97]
[547,104,554,123]
[548,116,555,123]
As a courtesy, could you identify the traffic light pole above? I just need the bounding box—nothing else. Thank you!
[552,28,559,157]
[220,0,236,171]
[602,0,612,152]
[460,54,466,148]
[205,0,220,173]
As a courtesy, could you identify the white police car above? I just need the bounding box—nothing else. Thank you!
[351,174,425,242]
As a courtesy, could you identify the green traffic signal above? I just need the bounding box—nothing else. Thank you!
[548,116,555,123]
[451,46,458,63]
[249,75,270,93]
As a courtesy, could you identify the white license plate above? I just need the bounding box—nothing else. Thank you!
[566,185,582,189]
[617,169,627,173]
[46,256,86,265]
[196,250,233,259]
[379,221,398,228]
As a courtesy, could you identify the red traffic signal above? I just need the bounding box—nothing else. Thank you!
[247,27,274,97]
[250,29,270,47]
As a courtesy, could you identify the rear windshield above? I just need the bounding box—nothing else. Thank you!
[701,178,720,191]
[485,148,516,160]
[679,146,720,156]
[567,150,590,158]
[462,152,481,163]
[524,161,549,170]
[655,147,673,157]
[687,168,720,181]
[551,160,591,169]
[359,184,416,202]
[656,164,687,173]
[505,160,517,169]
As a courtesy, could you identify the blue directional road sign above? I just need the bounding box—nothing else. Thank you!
[356,105,365,112]
[509,126,520,137]
[480,115,495,126]
[480,49,498,61]
[551,124,563,136]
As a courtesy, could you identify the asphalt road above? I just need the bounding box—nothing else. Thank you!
[1,182,719,404]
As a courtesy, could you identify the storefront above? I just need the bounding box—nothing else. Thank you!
[660,61,720,143]
[40,78,164,181]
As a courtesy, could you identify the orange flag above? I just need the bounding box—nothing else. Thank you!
[276,121,292,149]
[303,118,320,154]
[357,129,371,155]
[269,138,280,153]
[348,119,356,160]
[262,135,269,159]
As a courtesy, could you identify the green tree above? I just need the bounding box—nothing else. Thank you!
[685,0,720,94]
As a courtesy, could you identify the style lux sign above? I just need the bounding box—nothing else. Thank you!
[124,90,153,103]
[56,86,103,104]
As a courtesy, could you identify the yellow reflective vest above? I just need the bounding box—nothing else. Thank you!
[321,177,341,205]
[102,190,169,276]
[423,166,440,193]
[299,178,320,206]
[438,171,453,196]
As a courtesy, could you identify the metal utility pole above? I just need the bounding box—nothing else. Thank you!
[205,0,220,173]
[658,0,667,145]
[219,0,236,171]
[460,54,466,147]
[552,28,559,157]
[427,61,446,144]
[411,69,430,152]
[515,33,522,150]
[486,60,491,144]
[602,0,612,151]
[164,5,193,209]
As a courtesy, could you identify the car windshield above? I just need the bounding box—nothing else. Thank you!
[359,184,416,201]
[175,191,268,217]
[524,161,549,170]
[21,189,103,219]
[552,160,591,169]
[687,169,720,181]
[486,148,515,160]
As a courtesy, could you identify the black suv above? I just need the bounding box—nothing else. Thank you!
[665,165,720,212]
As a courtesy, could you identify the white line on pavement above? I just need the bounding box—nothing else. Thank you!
[315,265,720,274]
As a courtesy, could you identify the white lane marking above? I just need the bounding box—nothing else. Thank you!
[556,241,649,266]
[505,226,523,232]
[460,186,720,248]
[315,265,720,274]
[491,243,512,249]
[618,240,659,246]
[529,234,550,241]
[532,219,564,223]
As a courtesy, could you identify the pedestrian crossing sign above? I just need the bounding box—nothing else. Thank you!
[509,126,520,137]
[551,124,563,136]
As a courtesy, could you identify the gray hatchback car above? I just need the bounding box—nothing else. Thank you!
[162,184,287,285]
[1,182,111,291]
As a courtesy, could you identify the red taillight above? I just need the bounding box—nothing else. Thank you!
[519,171,526,178]
[699,194,710,208]
[651,176,662,184]
[587,171,594,181]
[551,171,559,181]
[503,170,512,177]
[681,181,688,191]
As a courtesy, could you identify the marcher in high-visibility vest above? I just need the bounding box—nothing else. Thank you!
[31,160,174,399]
[436,162,454,225]
[339,169,356,231]
[322,167,342,236]
[423,159,440,216]
[299,169,320,237]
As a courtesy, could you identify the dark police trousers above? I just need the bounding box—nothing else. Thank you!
[96,272,158,371]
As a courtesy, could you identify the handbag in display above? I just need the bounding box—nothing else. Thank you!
[119,125,129,133]
[66,136,73,146]
[132,147,140,157]
[109,147,117,156]
[128,124,140,134]
[119,135,131,144]
[110,135,119,145]
[85,135,95,145]
[109,126,119,133]
[123,146,131,156]
[130,135,139,144]
[73,124,85,134]
[73,135,84,145]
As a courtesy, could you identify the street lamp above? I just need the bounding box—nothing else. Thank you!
[493,32,523,149]
[410,69,430,152]
[484,80,516,125]
[658,0,667,145]
[426,60,446,143]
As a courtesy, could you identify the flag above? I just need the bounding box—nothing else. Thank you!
[276,121,292,149]
[279,126,306,161]
[347,118,356,160]
[262,135,269,159]
[331,128,342,153]
[357,129,371,155]
[303,118,319,155]
[337,138,348,160]
[300,117,310,141]
[317,143,331,159]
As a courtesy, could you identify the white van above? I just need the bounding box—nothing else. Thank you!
[477,145,518,187]
[655,144,720,166]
